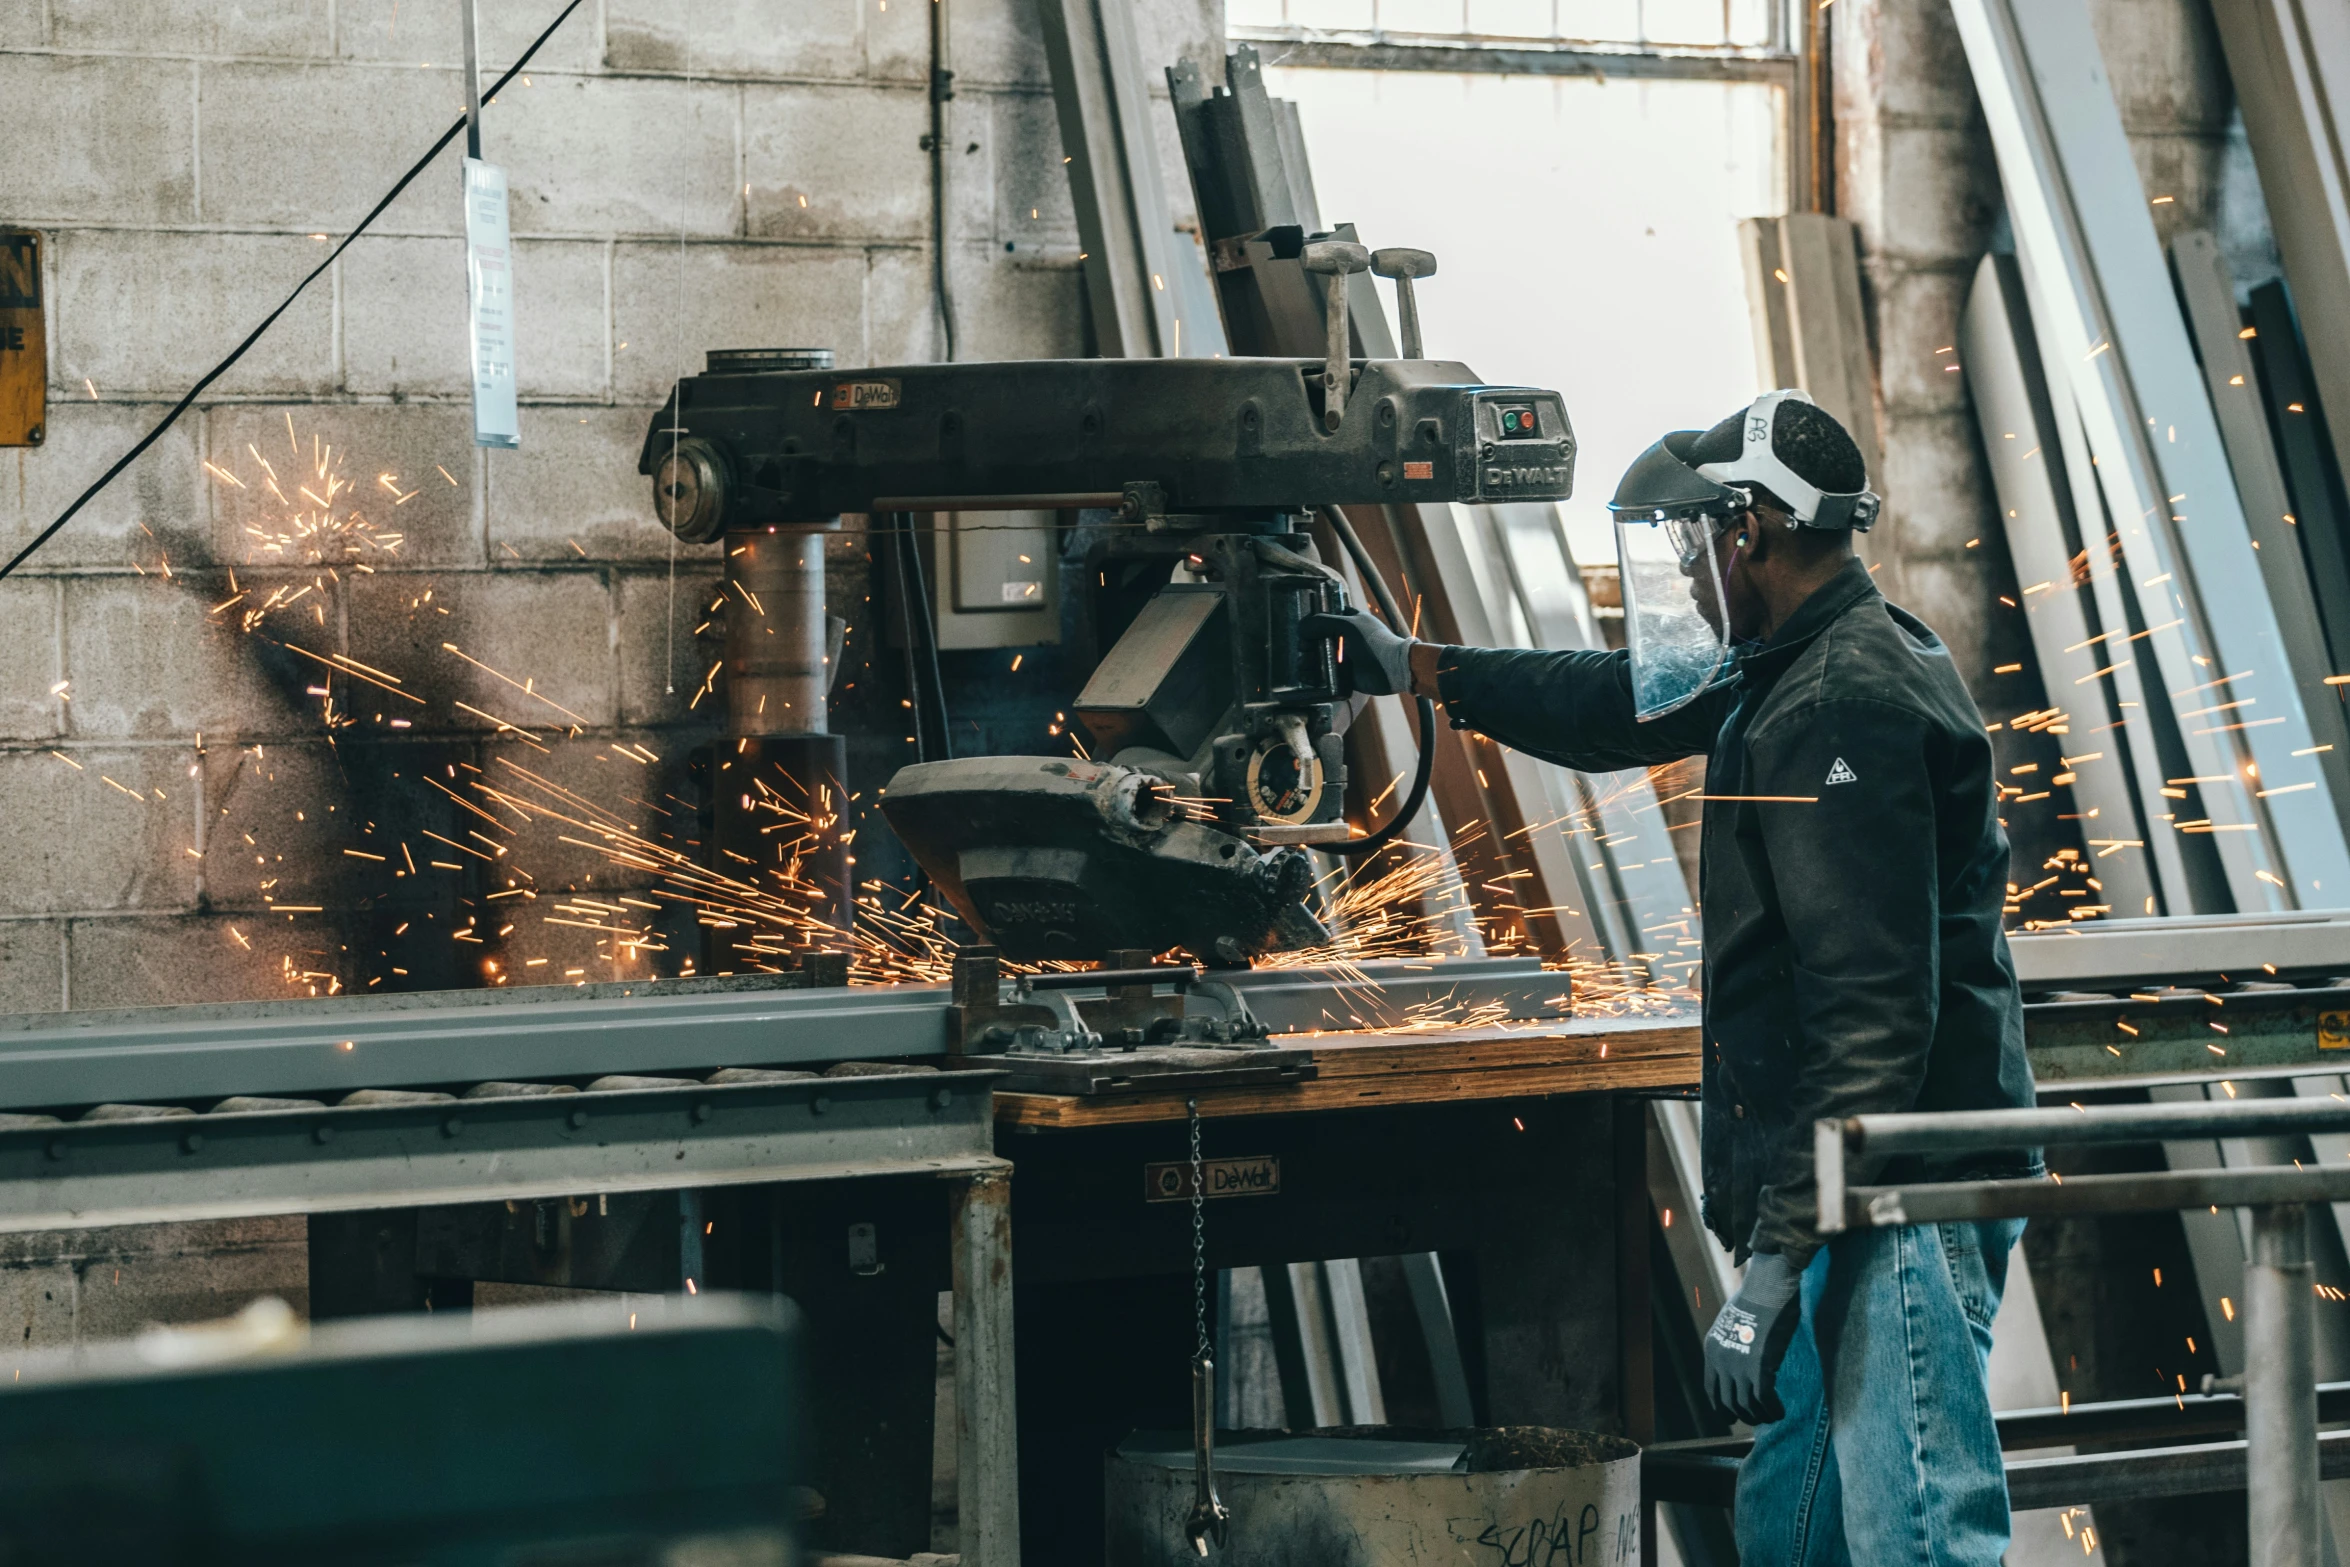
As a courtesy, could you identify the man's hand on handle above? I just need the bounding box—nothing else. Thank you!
[1703,1250,1804,1424]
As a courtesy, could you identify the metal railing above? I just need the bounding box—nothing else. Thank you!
[1816,1098,2350,1567]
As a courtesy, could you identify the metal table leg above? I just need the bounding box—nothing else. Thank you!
[953,1167,1021,1567]
[2248,1203,2321,1567]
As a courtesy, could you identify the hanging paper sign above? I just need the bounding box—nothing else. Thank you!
[463,158,519,450]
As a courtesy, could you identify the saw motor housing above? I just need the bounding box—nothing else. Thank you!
[642,355,1574,964]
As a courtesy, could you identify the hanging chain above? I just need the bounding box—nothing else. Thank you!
[1189,1095,1211,1360]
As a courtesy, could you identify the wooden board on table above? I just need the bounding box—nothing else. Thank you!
[994,1013,1701,1129]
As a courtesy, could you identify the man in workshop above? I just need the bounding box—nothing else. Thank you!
[1310,390,2040,1564]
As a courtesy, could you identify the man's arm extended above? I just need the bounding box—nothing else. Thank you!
[1431,644,1725,773]
[1745,697,1943,1264]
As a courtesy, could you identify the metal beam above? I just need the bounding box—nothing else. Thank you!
[1962,252,2168,915]
[1229,31,1796,85]
[2008,908,2350,987]
[1951,0,2350,911]
[0,1069,1004,1234]
[0,958,1566,1113]
[2207,0,2350,512]
[1035,0,1220,357]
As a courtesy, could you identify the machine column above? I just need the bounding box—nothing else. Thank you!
[2247,1202,2321,1567]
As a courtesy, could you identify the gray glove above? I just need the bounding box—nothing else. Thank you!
[1702,1250,1804,1424]
[1299,608,1415,697]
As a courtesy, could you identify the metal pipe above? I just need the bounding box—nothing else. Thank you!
[1841,1097,2350,1157]
[725,528,828,735]
[2248,1204,2322,1567]
[1829,1165,2350,1231]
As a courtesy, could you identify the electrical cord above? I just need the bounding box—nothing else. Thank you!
[0,0,592,584]
[1319,506,1436,858]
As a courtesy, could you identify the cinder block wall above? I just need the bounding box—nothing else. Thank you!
[0,0,1217,1343]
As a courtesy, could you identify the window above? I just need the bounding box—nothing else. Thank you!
[1257,63,1787,560]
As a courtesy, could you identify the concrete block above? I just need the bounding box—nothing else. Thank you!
[338,236,468,398]
[0,746,198,916]
[744,83,931,243]
[0,922,65,1013]
[617,566,724,725]
[512,239,612,398]
[1845,123,2000,266]
[343,235,608,400]
[51,0,331,57]
[490,71,741,239]
[1873,265,1975,417]
[1134,0,1225,90]
[1830,0,1976,129]
[69,911,351,1007]
[991,92,1081,251]
[605,0,864,79]
[608,243,866,401]
[952,0,1051,89]
[3,402,206,571]
[65,1217,309,1339]
[50,230,336,398]
[867,0,931,82]
[487,405,676,561]
[338,0,604,74]
[948,254,1085,361]
[475,733,682,895]
[620,570,728,728]
[63,576,310,738]
[2088,0,2232,135]
[0,0,43,46]
[196,61,465,231]
[0,582,63,741]
[206,402,482,569]
[863,248,943,368]
[0,55,196,226]
[201,739,379,911]
[1880,408,1998,561]
[345,566,618,731]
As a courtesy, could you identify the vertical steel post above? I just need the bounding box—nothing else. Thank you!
[2247,1203,2321,1567]
[952,1168,1021,1566]
[459,0,483,159]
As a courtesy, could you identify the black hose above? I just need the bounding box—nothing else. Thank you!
[890,515,929,764]
[899,514,954,761]
[1318,507,1437,858]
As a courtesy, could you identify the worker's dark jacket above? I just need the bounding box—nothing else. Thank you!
[1437,557,2038,1265]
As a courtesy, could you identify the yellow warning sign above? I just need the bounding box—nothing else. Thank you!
[2320,1010,2350,1050]
[0,230,45,448]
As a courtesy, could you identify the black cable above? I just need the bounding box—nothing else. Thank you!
[901,516,955,761]
[890,514,929,764]
[1320,506,1436,858]
[926,2,958,363]
[0,0,590,584]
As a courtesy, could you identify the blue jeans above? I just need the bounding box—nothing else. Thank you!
[1734,1217,2025,1565]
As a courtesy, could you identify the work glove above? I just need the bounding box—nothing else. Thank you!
[1300,607,1415,697]
[1702,1250,1804,1425]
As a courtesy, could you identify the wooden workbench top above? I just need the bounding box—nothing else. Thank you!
[993,1011,1701,1129]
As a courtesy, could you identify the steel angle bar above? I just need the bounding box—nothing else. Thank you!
[2209,0,2350,506]
[2008,908,2350,988]
[1951,0,2350,911]
[1035,0,1214,359]
[2174,230,2350,839]
[2247,282,2350,664]
[0,978,956,1112]
[0,1070,1005,1234]
[1962,253,2165,915]
[1226,31,1797,85]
